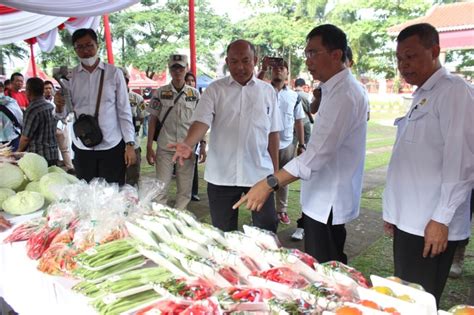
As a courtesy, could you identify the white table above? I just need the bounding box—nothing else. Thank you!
[0,212,96,315]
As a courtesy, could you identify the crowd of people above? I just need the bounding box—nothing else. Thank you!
[0,22,473,306]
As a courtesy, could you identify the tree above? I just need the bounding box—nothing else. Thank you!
[0,43,27,76]
[110,0,233,78]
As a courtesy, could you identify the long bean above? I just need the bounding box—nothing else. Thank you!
[73,257,145,281]
[92,289,161,315]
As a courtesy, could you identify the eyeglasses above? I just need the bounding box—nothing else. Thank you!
[304,49,329,59]
[74,43,96,51]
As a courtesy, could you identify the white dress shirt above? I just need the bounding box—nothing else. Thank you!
[284,68,368,225]
[383,67,474,241]
[191,75,282,187]
[58,61,135,151]
[276,86,305,149]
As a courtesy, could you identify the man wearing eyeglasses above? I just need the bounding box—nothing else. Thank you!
[234,24,368,264]
[54,28,136,185]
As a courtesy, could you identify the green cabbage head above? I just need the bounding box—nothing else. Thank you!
[2,191,44,215]
[0,188,15,210]
[0,163,25,190]
[40,173,70,202]
[18,153,48,181]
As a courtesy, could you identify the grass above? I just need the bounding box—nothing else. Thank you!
[138,118,472,308]
[351,227,474,310]
[360,185,384,212]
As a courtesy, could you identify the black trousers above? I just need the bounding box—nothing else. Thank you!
[303,211,348,264]
[73,141,126,185]
[192,154,199,195]
[207,183,278,233]
[393,227,459,307]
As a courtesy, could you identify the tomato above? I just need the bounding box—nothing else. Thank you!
[335,306,363,315]
[359,300,380,310]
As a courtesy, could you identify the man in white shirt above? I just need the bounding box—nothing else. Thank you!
[54,28,136,185]
[383,23,474,305]
[234,24,368,264]
[170,39,281,232]
[258,58,306,225]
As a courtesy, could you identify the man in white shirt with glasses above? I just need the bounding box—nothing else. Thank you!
[234,24,368,264]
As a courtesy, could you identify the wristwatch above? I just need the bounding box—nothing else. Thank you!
[266,174,279,191]
[126,141,135,147]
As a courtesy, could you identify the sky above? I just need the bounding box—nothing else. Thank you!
[208,0,250,22]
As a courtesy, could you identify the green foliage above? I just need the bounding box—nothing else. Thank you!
[0,43,28,75]
[110,0,232,77]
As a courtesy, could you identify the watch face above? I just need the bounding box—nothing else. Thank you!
[267,175,278,188]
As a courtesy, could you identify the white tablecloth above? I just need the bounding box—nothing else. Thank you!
[0,212,96,315]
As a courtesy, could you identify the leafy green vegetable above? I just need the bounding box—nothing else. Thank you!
[0,188,15,210]
[18,153,48,181]
[39,173,70,202]
[0,163,25,190]
[2,191,44,215]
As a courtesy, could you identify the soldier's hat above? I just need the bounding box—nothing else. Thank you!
[168,54,188,68]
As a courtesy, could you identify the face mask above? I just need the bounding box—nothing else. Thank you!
[79,55,98,67]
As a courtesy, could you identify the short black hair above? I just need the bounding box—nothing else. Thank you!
[346,46,353,63]
[306,24,347,62]
[72,28,98,45]
[226,39,256,56]
[397,23,439,49]
[26,77,44,97]
[295,78,306,87]
[10,72,23,82]
[44,80,54,87]
[0,82,4,89]
[185,72,196,82]
[4,79,10,86]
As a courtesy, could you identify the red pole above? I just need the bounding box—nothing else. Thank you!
[103,15,114,64]
[189,0,196,77]
[29,43,37,77]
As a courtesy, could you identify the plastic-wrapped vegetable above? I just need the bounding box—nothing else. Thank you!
[135,299,190,315]
[154,277,215,301]
[3,217,46,243]
[74,239,139,270]
[73,256,146,282]
[91,289,161,315]
[26,225,61,259]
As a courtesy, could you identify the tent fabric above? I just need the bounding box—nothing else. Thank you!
[127,66,161,89]
[34,17,101,52]
[0,10,67,45]
[23,57,57,85]
[197,74,214,89]
[0,0,139,17]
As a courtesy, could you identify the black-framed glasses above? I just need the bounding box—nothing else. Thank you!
[74,43,96,51]
[304,49,329,59]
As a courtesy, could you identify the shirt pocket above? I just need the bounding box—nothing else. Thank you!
[182,101,196,122]
[403,110,429,143]
[252,104,271,139]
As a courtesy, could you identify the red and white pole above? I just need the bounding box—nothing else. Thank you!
[189,0,196,77]
[103,15,114,64]
[29,43,37,77]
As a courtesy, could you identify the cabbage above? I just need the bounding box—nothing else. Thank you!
[0,188,15,210]
[48,165,66,174]
[63,173,79,184]
[2,191,44,215]
[39,173,70,202]
[18,153,48,181]
[25,181,41,194]
[0,163,25,190]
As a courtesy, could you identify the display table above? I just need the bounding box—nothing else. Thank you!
[0,212,96,315]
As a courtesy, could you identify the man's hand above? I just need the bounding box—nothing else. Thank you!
[146,146,156,165]
[124,145,137,167]
[296,146,305,156]
[198,144,207,163]
[0,215,11,231]
[383,221,394,237]
[168,142,193,166]
[54,91,65,112]
[233,179,272,212]
[310,87,322,114]
[423,220,449,258]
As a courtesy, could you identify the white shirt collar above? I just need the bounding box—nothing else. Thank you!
[319,68,351,94]
[77,60,105,73]
[413,67,448,96]
[227,74,257,87]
